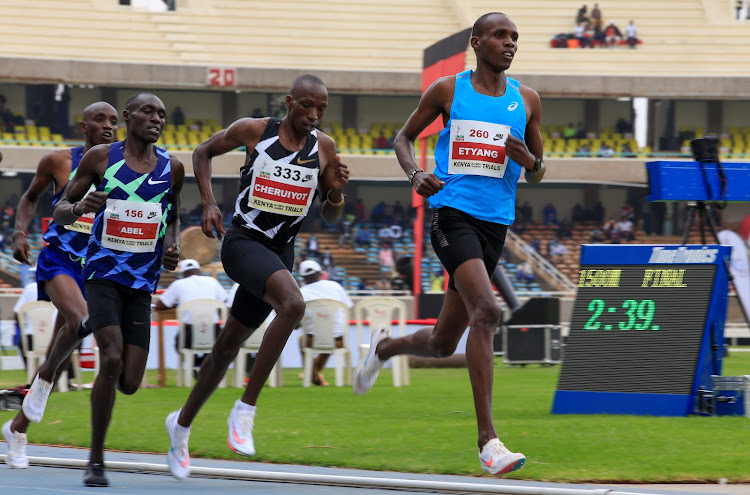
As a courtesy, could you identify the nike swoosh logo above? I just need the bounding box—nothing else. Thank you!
[169,448,190,468]
[482,458,494,468]
[148,178,168,185]
[231,424,245,444]
[296,158,315,165]
[493,137,501,141]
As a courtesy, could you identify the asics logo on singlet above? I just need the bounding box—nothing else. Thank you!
[507,102,519,111]
[147,178,168,185]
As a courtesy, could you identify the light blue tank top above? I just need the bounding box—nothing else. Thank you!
[430,70,527,225]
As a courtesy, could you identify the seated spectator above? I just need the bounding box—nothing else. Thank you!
[543,202,558,225]
[589,227,605,243]
[517,261,535,283]
[563,122,576,139]
[574,24,590,48]
[625,20,638,49]
[617,217,635,241]
[339,212,355,245]
[374,277,391,291]
[602,217,618,240]
[392,200,405,217]
[378,225,394,244]
[604,21,622,47]
[621,204,635,221]
[358,278,369,291]
[429,270,445,293]
[376,133,388,149]
[578,143,591,156]
[378,244,395,269]
[386,131,397,149]
[597,143,615,157]
[355,225,372,247]
[557,218,573,239]
[548,240,569,260]
[389,223,403,240]
[391,275,406,291]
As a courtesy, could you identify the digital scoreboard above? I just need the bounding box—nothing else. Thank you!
[552,244,731,416]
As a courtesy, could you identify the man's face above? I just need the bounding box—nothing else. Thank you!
[472,14,519,72]
[124,95,166,143]
[286,83,328,134]
[83,104,118,145]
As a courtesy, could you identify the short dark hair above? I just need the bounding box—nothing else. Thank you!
[289,74,325,97]
[125,92,157,112]
[472,12,507,37]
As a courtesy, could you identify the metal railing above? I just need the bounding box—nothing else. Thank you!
[506,229,577,293]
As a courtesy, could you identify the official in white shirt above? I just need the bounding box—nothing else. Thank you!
[297,260,353,386]
[155,259,229,366]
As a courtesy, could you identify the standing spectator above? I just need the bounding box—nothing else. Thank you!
[557,218,573,240]
[520,201,533,223]
[563,122,576,139]
[429,270,445,292]
[616,217,635,241]
[306,234,320,259]
[172,106,185,127]
[392,200,405,217]
[370,201,386,223]
[604,21,622,47]
[297,260,353,386]
[591,3,602,29]
[543,202,558,225]
[625,20,638,48]
[576,5,589,25]
[155,259,229,368]
[321,247,334,271]
[353,198,367,222]
[250,107,264,118]
[13,267,39,367]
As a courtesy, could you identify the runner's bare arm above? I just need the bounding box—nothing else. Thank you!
[318,133,348,224]
[506,85,545,185]
[193,118,268,239]
[54,144,109,225]
[12,150,66,264]
[162,155,185,271]
[394,77,452,198]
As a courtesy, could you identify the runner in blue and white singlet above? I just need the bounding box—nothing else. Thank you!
[356,13,547,477]
[52,93,185,487]
[5,102,118,470]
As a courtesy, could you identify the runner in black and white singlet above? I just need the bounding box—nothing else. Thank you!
[165,74,349,481]
[354,13,546,477]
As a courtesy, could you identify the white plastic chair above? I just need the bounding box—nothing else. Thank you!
[301,299,352,387]
[233,312,282,388]
[17,300,82,391]
[353,297,409,387]
[176,299,228,388]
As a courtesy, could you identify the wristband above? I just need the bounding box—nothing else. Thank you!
[533,156,543,173]
[407,168,423,184]
[72,201,82,216]
[326,190,344,207]
[11,230,26,239]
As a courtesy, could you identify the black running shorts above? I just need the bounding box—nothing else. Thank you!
[221,226,295,329]
[430,206,508,291]
[85,279,152,349]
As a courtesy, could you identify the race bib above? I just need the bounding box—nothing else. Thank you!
[101,198,162,253]
[248,154,317,217]
[448,119,510,178]
[65,213,95,235]
[64,186,96,235]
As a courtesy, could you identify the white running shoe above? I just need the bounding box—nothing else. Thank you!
[2,420,29,469]
[165,410,191,480]
[22,374,53,423]
[226,402,256,456]
[479,438,526,475]
[352,328,389,395]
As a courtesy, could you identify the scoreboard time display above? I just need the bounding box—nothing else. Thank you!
[552,244,731,416]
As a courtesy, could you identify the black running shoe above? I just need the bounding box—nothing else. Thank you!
[76,315,92,339]
[83,462,109,487]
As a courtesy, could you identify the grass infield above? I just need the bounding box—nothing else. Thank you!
[1,349,749,483]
